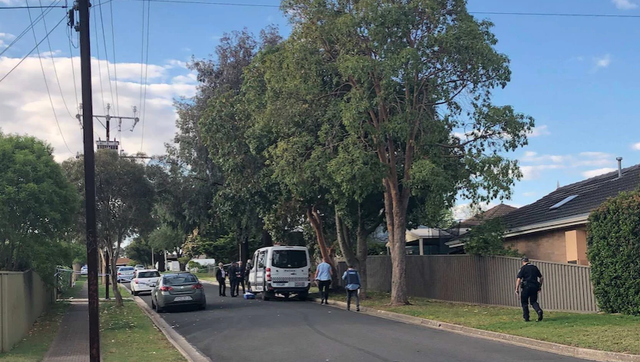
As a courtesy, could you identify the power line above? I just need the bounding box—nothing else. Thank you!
[0,0,61,57]
[0,14,66,84]
[0,4,67,9]
[97,0,116,112]
[92,6,106,113]
[24,5,73,154]
[109,0,120,115]
[140,0,151,151]
[144,0,278,8]
[37,0,76,120]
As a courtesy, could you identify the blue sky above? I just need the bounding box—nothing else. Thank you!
[1,0,639,217]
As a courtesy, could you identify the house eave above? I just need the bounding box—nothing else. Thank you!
[504,213,590,238]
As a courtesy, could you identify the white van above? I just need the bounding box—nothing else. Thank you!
[248,246,311,301]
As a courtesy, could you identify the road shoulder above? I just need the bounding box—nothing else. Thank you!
[313,297,640,362]
[131,294,212,362]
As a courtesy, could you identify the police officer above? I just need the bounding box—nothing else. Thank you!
[515,257,544,322]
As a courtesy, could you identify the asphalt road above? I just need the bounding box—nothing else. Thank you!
[128,283,590,362]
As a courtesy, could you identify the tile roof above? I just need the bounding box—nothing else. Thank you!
[460,204,518,227]
[502,164,640,231]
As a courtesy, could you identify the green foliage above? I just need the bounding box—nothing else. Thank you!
[148,225,184,255]
[463,217,520,257]
[125,237,163,267]
[0,133,80,282]
[128,260,138,266]
[588,191,640,315]
[188,260,203,269]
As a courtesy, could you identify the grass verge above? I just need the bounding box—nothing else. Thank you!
[310,288,640,355]
[0,304,68,362]
[100,301,186,362]
[0,279,86,361]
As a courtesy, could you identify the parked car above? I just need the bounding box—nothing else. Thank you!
[135,264,145,270]
[117,266,136,283]
[130,269,160,296]
[248,245,311,301]
[80,265,88,276]
[151,272,206,312]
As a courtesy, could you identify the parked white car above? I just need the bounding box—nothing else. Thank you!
[116,266,136,283]
[130,269,161,296]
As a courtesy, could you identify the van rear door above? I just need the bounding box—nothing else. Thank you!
[270,249,309,288]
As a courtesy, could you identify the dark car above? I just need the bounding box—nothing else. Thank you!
[151,272,206,312]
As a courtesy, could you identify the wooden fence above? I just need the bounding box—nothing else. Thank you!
[352,255,598,313]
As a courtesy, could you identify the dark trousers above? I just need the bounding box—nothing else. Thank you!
[234,279,245,295]
[318,280,331,302]
[521,286,543,321]
[217,279,226,296]
[346,289,359,310]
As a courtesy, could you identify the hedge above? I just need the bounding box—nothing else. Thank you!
[587,190,640,315]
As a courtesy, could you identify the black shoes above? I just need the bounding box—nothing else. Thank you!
[537,311,544,322]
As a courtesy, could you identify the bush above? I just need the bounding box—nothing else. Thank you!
[463,218,521,257]
[188,260,203,270]
[588,191,640,315]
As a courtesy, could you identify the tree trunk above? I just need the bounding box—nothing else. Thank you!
[356,204,368,300]
[384,178,409,305]
[110,237,124,307]
[307,206,339,286]
[335,212,357,268]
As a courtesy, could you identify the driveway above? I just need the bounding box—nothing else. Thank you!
[130,283,589,362]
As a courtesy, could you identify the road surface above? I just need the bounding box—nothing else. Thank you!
[128,283,589,362]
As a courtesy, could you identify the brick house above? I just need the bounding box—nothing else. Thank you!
[501,162,640,265]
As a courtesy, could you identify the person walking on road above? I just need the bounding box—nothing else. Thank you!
[315,259,332,304]
[216,262,227,297]
[236,260,246,296]
[229,262,238,297]
[342,265,361,312]
[515,257,544,322]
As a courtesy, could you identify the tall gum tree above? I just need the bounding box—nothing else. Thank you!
[280,0,534,304]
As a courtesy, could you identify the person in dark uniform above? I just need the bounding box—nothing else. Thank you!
[515,257,544,322]
[215,262,227,297]
[235,260,246,296]
[228,262,238,297]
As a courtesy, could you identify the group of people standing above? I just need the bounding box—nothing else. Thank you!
[215,261,249,297]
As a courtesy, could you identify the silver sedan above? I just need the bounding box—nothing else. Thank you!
[151,272,206,312]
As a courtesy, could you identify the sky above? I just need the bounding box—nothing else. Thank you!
[1,0,640,220]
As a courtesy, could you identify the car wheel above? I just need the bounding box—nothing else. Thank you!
[200,302,206,310]
[132,290,138,296]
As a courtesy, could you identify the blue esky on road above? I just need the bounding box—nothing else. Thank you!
[1,0,639,217]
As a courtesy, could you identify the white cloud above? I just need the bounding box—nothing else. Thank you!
[582,168,617,178]
[631,142,640,150]
[529,125,550,137]
[594,54,612,69]
[521,165,565,180]
[0,55,196,162]
[612,0,638,10]
[165,59,187,69]
[0,32,15,48]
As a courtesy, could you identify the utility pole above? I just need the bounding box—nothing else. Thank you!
[74,0,101,359]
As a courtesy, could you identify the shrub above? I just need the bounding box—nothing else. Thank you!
[463,218,521,257]
[587,191,640,315]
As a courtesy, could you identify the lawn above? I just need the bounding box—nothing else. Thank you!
[100,301,186,362]
[311,288,640,355]
[98,282,131,299]
[0,279,87,362]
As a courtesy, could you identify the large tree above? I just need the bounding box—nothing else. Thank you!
[271,0,534,304]
[0,132,80,281]
[64,150,155,306]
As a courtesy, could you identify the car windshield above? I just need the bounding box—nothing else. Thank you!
[272,250,307,269]
[163,274,198,285]
[138,271,160,278]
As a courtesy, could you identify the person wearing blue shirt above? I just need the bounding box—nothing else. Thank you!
[315,260,333,304]
[342,266,361,312]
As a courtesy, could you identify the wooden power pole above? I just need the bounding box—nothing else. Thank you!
[73,0,101,360]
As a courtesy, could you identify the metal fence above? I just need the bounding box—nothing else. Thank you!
[362,255,598,313]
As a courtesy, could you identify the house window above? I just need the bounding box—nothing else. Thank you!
[550,195,578,210]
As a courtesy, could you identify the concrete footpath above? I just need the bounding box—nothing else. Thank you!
[42,282,93,362]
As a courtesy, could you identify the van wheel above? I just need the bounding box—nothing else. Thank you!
[298,291,308,301]
[262,292,271,301]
